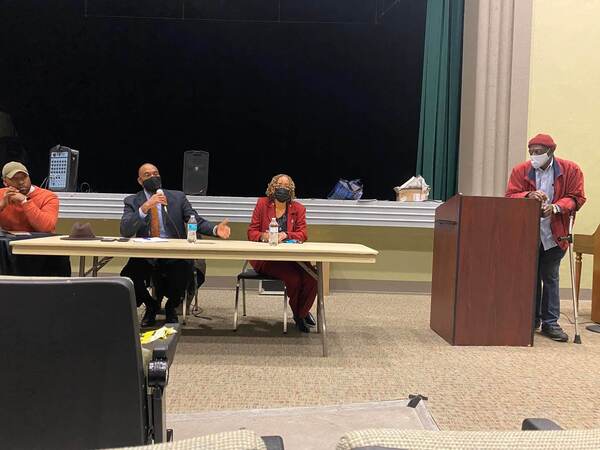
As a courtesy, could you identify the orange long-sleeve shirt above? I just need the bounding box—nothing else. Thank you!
[0,186,59,233]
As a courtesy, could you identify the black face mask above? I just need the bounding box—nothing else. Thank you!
[273,187,291,202]
[142,176,162,193]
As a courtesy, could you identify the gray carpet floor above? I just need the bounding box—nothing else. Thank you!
[162,290,600,431]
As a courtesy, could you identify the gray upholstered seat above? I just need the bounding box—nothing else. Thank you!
[335,426,600,450]
[104,430,284,450]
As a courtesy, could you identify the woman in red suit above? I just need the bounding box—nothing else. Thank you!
[247,174,317,333]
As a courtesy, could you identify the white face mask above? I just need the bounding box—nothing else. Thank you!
[530,152,550,169]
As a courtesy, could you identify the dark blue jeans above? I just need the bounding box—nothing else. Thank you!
[536,245,566,327]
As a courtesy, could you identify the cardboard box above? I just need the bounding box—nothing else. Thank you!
[395,188,428,202]
[394,176,430,202]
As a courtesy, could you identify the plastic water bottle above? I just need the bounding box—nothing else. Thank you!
[268,217,279,246]
[187,215,198,243]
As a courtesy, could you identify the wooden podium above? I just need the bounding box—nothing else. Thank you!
[430,195,540,346]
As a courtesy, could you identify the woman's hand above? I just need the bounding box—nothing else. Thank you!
[260,232,269,242]
[278,232,287,242]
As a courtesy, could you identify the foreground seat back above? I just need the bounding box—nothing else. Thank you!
[0,277,147,449]
[336,428,600,450]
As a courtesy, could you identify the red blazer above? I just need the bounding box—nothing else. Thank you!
[247,197,308,243]
[505,157,586,250]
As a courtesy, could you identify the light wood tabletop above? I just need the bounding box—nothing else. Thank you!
[10,236,378,263]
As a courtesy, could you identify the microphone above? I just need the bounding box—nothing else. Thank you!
[156,188,183,239]
[157,189,168,214]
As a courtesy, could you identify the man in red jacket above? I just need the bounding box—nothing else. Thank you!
[506,134,586,342]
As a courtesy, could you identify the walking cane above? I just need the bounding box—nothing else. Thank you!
[558,214,582,344]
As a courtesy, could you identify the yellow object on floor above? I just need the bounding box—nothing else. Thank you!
[140,326,177,345]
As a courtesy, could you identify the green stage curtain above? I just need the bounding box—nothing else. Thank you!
[416,0,464,200]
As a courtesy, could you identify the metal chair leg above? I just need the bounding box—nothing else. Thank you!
[234,281,240,331]
[242,279,247,317]
[78,256,85,277]
[283,291,288,334]
[151,282,159,310]
[182,276,197,325]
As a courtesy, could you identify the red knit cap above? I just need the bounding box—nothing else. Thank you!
[528,133,556,150]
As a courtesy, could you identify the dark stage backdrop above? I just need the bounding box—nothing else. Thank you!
[0,1,426,200]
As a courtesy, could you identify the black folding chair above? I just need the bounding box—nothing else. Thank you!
[233,261,289,333]
[0,276,179,449]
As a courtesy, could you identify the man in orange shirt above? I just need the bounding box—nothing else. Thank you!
[0,161,59,232]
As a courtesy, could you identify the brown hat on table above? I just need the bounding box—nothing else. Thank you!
[60,222,102,240]
[2,161,29,179]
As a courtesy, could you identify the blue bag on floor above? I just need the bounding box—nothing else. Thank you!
[327,179,363,200]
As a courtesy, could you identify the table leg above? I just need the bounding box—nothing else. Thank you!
[316,262,327,357]
[78,256,85,277]
[592,242,600,324]
[296,261,328,357]
[322,262,330,296]
[92,256,99,277]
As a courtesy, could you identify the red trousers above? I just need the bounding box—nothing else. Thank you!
[251,261,317,318]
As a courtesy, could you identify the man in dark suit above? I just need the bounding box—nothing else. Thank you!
[120,163,230,326]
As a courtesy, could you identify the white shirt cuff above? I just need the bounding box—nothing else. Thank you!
[212,225,218,236]
[138,207,148,219]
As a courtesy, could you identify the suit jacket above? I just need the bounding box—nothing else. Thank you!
[247,197,308,242]
[120,189,216,239]
[505,157,586,251]
[247,197,308,273]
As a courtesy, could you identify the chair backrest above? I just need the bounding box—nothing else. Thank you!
[0,276,148,449]
[336,428,600,450]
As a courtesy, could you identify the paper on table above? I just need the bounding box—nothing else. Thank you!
[132,237,169,243]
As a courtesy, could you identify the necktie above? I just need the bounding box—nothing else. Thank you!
[149,206,160,237]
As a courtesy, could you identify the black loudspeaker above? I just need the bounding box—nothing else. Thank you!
[182,150,209,195]
[48,145,79,192]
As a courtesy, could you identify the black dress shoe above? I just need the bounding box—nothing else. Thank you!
[304,312,316,328]
[534,318,541,331]
[294,316,310,333]
[165,307,179,324]
[141,308,157,327]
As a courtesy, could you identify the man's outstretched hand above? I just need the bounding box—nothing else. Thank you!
[216,218,231,239]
